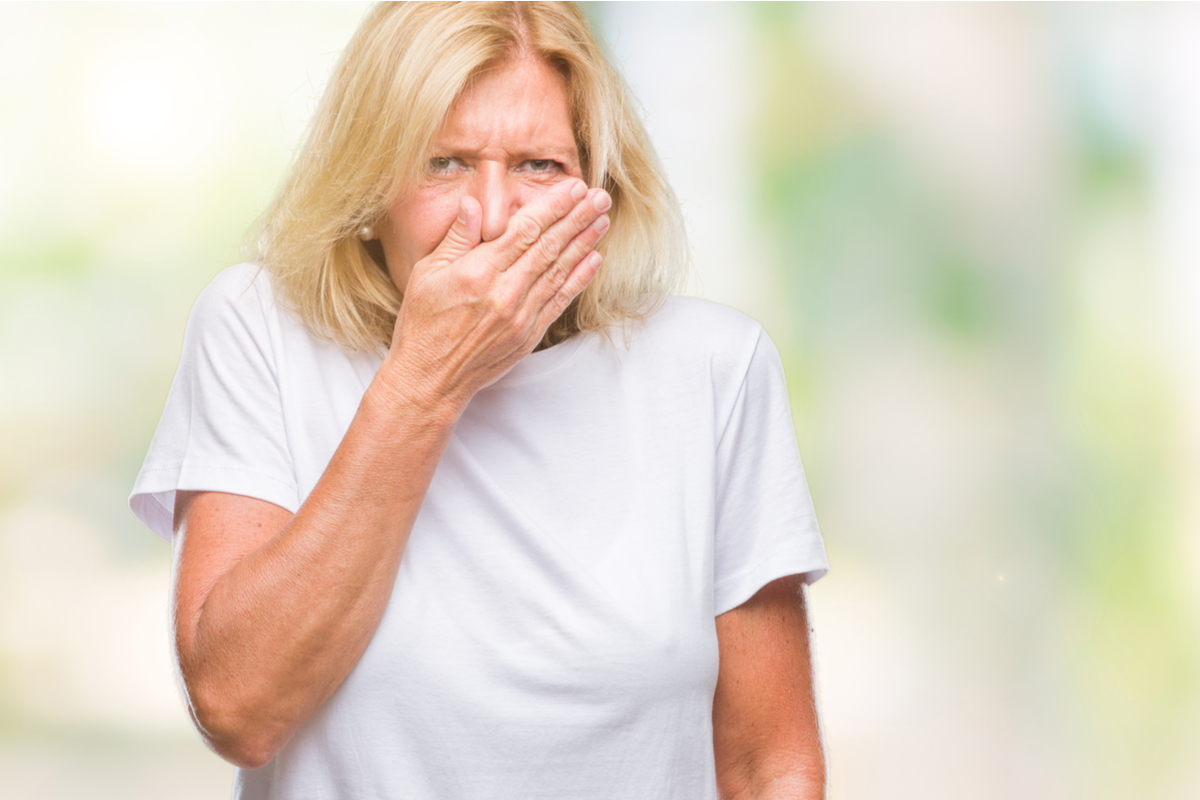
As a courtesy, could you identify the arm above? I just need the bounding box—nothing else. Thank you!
[171,379,457,769]
[713,574,826,800]
[172,180,608,769]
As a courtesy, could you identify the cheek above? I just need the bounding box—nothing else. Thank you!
[389,187,464,257]
[515,183,551,208]
[379,186,466,293]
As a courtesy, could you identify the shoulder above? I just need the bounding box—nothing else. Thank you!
[184,262,307,345]
[183,264,375,383]
[633,295,772,383]
[650,295,761,334]
[176,263,303,371]
[641,296,765,348]
[190,263,276,321]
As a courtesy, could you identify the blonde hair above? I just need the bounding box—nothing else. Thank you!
[254,1,688,353]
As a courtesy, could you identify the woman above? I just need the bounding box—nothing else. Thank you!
[130,3,829,798]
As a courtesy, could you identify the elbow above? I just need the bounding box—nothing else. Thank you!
[718,754,827,800]
[185,678,289,770]
[760,762,827,800]
[219,738,278,772]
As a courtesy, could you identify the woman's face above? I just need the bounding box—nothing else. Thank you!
[378,57,584,293]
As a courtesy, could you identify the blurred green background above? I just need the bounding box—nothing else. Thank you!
[2,3,1199,798]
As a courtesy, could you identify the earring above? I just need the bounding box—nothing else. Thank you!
[356,224,375,241]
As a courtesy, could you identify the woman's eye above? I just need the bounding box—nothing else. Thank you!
[429,157,455,171]
[526,160,560,173]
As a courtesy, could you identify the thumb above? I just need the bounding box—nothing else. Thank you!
[433,196,482,262]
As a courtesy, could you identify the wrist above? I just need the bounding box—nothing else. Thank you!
[367,353,471,430]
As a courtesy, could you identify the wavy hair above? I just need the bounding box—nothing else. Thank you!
[253,1,688,352]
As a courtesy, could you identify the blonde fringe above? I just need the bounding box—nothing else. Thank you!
[253,1,688,354]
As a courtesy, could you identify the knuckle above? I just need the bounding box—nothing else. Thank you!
[545,258,569,286]
[459,269,488,296]
[490,288,520,318]
[532,234,563,264]
[510,310,530,337]
[514,216,541,247]
[487,294,507,317]
[549,288,571,316]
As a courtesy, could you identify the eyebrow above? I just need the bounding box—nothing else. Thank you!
[433,144,579,162]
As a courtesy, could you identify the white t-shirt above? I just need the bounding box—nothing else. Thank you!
[130,262,828,800]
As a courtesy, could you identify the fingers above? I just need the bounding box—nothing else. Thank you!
[532,249,602,334]
[506,186,609,287]
[525,205,608,305]
[491,179,591,270]
[430,196,482,263]
[438,179,606,351]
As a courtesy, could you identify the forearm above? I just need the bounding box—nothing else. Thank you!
[177,360,468,766]
[714,576,826,800]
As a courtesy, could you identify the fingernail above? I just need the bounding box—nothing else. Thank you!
[457,200,469,223]
[588,251,602,269]
[593,191,611,212]
[570,180,587,202]
[593,215,610,235]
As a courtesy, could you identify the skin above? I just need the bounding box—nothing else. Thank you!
[171,56,824,798]
[714,575,827,799]
[378,57,591,288]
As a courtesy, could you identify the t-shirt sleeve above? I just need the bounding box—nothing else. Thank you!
[712,327,828,616]
[129,266,299,542]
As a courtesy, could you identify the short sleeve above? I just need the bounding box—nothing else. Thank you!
[129,265,300,542]
[712,328,828,615]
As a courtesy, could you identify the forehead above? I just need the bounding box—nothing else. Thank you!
[436,57,578,159]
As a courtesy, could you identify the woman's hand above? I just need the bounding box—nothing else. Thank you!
[382,177,610,410]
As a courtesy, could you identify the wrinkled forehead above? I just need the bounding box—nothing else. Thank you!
[434,56,579,163]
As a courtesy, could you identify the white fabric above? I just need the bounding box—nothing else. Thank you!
[130,262,828,800]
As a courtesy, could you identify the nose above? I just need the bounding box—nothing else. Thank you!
[473,164,517,243]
